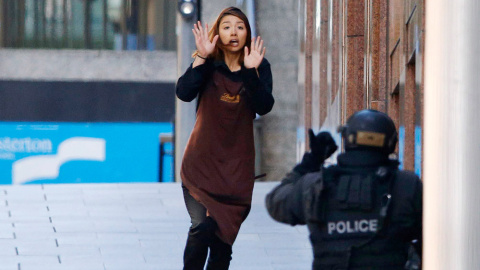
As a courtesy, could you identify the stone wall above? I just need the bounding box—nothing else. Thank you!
[255,1,299,181]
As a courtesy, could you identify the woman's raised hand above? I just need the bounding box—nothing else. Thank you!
[244,36,266,69]
[192,21,218,58]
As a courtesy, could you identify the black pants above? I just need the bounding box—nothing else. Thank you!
[182,185,233,270]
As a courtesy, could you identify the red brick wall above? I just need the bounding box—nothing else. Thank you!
[301,0,425,172]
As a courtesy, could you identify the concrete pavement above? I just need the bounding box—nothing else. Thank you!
[0,182,312,270]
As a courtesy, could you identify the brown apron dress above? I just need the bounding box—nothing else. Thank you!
[181,69,256,245]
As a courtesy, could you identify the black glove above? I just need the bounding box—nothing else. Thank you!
[293,130,338,175]
[308,129,338,162]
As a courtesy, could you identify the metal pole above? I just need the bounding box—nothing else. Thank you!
[175,7,198,182]
[41,0,47,47]
[304,0,313,150]
[102,0,107,48]
[63,0,68,48]
[159,142,164,182]
[237,0,256,38]
[424,0,480,269]
[84,0,92,49]
[50,0,56,48]
[0,0,3,47]
[17,0,25,47]
[159,133,173,182]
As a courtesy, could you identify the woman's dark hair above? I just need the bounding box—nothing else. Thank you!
[193,7,252,62]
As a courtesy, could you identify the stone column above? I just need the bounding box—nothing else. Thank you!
[424,0,480,269]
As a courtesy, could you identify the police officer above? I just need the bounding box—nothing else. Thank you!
[266,109,422,270]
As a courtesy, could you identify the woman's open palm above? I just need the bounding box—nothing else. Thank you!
[192,21,218,58]
[244,37,266,69]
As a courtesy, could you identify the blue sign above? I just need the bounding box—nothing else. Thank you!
[398,126,405,170]
[414,126,422,177]
[0,122,173,184]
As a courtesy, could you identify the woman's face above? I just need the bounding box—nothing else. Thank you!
[218,15,247,54]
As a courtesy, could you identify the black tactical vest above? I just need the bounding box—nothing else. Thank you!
[305,165,410,270]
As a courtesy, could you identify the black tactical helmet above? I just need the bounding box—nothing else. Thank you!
[338,109,398,154]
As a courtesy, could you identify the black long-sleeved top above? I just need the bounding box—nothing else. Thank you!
[176,58,274,115]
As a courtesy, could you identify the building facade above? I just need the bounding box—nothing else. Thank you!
[0,0,177,184]
[0,0,176,50]
[298,0,425,175]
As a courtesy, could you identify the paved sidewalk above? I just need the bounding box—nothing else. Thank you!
[0,182,312,270]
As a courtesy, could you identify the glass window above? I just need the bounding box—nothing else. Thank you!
[1,0,176,50]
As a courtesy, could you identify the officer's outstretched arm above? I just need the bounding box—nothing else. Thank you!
[265,130,336,225]
[265,170,319,225]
